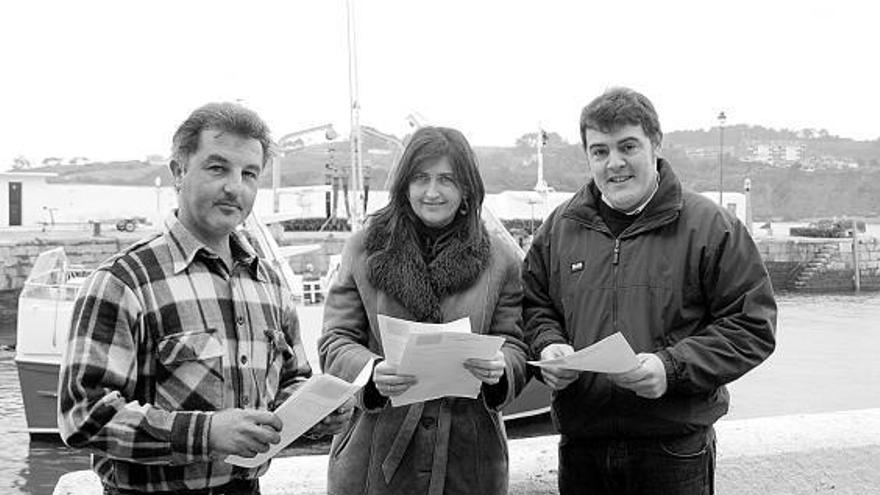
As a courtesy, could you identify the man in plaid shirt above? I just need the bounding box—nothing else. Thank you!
[58,102,352,494]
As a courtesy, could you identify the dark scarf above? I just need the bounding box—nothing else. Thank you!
[365,218,491,322]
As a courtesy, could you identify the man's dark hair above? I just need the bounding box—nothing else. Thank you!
[171,102,274,168]
[579,87,662,150]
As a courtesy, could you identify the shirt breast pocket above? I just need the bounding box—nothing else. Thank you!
[156,328,225,411]
[265,328,293,403]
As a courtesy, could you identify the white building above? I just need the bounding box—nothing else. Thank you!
[744,140,806,166]
[700,191,747,225]
[0,172,57,227]
[4,182,752,232]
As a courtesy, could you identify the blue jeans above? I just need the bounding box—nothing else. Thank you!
[558,427,715,495]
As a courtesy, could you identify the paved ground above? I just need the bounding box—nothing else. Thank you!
[0,224,151,244]
[55,409,880,495]
[11,228,877,494]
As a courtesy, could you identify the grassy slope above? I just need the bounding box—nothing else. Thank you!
[25,141,880,221]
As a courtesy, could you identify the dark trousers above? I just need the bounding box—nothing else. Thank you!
[558,427,715,495]
[102,478,260,495]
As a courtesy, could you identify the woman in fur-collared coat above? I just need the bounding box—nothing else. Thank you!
[318,126,529,495]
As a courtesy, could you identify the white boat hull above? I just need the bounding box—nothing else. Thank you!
[13,224,550,443]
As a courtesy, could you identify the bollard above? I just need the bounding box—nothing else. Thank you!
[91,221,101,237]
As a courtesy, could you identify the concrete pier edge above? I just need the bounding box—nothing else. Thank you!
[53,408,880,495]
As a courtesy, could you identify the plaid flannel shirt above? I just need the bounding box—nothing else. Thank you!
[58,213,312,492]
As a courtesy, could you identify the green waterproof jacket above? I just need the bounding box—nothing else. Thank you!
[523,159,777,439]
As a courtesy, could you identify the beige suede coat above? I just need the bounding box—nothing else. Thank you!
[318,226,528,495]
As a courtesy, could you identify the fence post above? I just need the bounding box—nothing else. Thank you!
[853,219,861,293]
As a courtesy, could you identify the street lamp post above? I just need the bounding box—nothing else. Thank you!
[346,0,365,231]
[717,111,727,207]
[534,126,551,219]
[154,175,162,226]
[743,177,753,236]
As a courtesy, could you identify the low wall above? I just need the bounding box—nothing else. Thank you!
[0,231,351,343]
[0,236,124,346]
[757,236,880,291]
[0,236,124,292]
[54,408,880,495]
[5,233,878,298]
[757,238,823,289]
[0,231,351,294]
[807,236,880,291]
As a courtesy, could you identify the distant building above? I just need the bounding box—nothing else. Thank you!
[804,155,859,171]
[743,140,806,167]
[700,191,747,226]
[146,154,168,166]
[483,190,575,221]
[0,172,57,227]
[684,145,735,160]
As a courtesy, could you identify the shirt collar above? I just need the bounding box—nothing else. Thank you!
[164,210,264,280]
[601,173,661,216]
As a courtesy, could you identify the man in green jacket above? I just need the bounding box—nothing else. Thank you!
[522,87,777,495]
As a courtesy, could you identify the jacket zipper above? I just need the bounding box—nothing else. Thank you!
[611,237,621,437]
[612,238,620,333]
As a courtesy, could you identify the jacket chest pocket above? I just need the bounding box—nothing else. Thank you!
[156,328,225,411]
[265,328,293,402]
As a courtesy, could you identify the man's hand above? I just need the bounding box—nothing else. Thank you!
[208,409,282,459]
[539,343,579,390]
[373,360,417,398]
[305,396,356,438]
[463,350,507,385]
[607,353,668,399]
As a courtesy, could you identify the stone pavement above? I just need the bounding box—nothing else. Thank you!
[54,408,880,495]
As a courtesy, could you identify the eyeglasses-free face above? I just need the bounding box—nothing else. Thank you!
[407,156,463,228]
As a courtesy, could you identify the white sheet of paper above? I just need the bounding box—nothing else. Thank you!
[225,359,373,468]
[391,330,505,407]
[528,332,639,373]
[376,314,470,366]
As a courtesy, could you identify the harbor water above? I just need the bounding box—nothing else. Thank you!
[1,292,879,494]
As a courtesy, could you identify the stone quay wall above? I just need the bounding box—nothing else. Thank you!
[0,231,351,333]
[757,236,880,292]
[0,236,124,340]
[0,236,124,292]
[3,233,878,302]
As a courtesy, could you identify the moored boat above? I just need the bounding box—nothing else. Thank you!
[14,247,88,437]
[14,213,549,439]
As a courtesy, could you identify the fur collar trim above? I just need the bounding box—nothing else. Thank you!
[365,225,491,322]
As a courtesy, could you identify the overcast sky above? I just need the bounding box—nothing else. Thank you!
[1,0,877,167]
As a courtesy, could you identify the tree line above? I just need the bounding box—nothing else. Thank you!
[21,125,880,221]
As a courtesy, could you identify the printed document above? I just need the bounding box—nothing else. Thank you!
[528,332,639,373]
[377,314,471,365]
[376,314,505,407]
[226,359,373,468]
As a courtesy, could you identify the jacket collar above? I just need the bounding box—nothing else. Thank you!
[164,211,262,279]
[562,158,683,236]
[364,222,491,322]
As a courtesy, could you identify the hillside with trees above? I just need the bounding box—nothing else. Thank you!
[19,125,880,221]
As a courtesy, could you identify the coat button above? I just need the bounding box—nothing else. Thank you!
[420,417,437,429]
[236,316,245,326]
[240,355,248,365]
